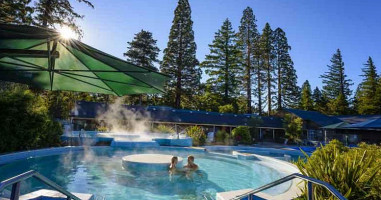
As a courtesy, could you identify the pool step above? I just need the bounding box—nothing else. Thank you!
[18,189,94,200]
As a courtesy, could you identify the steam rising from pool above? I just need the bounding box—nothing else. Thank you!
[95,98,172,141]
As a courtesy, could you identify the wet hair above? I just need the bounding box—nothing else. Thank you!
[171,156,178,164]
[188,155,194,162]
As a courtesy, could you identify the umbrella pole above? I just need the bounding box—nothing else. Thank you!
[47,39,58,91]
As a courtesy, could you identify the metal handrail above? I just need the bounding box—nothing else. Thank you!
[232,173,347,200]
[0,170,81,200]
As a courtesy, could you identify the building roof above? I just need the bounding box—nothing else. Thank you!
[284,109,342,127]
[260,116,284,129]
[322,122,350,129]
[71,101,255,126]
[343,118,381,130]
[337,114,381,124]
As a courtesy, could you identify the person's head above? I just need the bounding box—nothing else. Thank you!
[171,156,178,165]
[187,155,195,164]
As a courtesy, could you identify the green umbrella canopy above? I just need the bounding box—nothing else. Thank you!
[0,24,170,96]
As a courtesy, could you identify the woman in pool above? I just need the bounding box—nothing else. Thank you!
[169,156,178,173]
[184,155,198,171]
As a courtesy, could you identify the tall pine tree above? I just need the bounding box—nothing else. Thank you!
[259,23,275,116]
[320,49,353,114]
[124,30,160,71]
[357,57,379,114]
[34,0,94,37]
[237,7,259,114]
[161,0,200,108]
[300,80,314,111]
[0,0,34,25]
[201,18,241,105]
[273,28,299,110]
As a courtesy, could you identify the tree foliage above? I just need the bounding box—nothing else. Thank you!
[124,30,160,71]
[356,57,379,114]
[0,89,62,153]
[236,7,259,113]
[300,80,314,111]
[34,0,94,37]
[320,49,353,114]
[201,18,241,104]
[273,28,299,109]
[259,23,276,116]
[0,0,34,25]
[161,0,200,108]
[312,87,327,113]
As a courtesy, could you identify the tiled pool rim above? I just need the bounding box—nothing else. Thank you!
[0,146,301,199]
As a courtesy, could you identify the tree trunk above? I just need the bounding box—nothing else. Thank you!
[246,42,252,114]
[277,56,282,110]
[224,42,229,104]
[257,59,262,115]
[175,23,183,109]
[267,58,271,116]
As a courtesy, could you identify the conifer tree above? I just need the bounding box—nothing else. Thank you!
[161,0,200,108]
[201,18,241,105]
[320,49,353,114]
[312,87,326,112]
[273,28,299,110]
[357,57,379,114]
[300,80,314,111]
[34,0,94,37]
[237,7,259,114]
[124,30,160,71]
[0,0,34,25]
[253,36,265,115]
[259,23,275,116]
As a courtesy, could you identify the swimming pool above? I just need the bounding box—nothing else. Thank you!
[0,147,292,199]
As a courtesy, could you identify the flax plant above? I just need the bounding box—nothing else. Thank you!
[295,140,381,200]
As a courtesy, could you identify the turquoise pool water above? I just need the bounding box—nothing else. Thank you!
[0,147,290,199]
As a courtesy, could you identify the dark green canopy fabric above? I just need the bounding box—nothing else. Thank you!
[0,24,169,96]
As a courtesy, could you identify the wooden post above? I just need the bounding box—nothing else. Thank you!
[273,129,275,140]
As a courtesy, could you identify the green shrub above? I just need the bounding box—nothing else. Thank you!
[295,140,381,200]
[215,130,228,142]
[154,125,175,134]
[232,126,251,145]
[185,126,206,146]
[283,114,303,144]
[0,89,62,153]
[215,130,232,144]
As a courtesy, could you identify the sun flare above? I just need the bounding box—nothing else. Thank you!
[59,26,76,40]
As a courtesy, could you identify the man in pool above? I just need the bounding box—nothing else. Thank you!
[184,155,198,171]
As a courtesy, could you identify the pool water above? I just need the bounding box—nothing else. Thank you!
[0,147,290,200]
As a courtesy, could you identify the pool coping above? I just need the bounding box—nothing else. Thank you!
[0,146,208,166]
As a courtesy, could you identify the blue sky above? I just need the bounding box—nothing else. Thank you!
[73,0,381,92]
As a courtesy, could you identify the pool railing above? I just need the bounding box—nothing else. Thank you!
[0,170,80,200]
[232,173,347,200]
